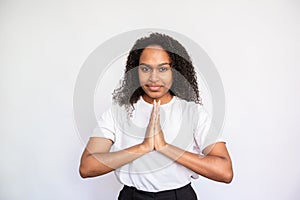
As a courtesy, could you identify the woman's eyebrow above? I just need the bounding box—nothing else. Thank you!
[139,63,151,67]
[139,62,171,67]
[158,62,171,66]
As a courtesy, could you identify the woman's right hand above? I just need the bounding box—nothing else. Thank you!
[141,100,157,153]
[80,101,159,178]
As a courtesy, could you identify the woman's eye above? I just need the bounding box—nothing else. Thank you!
[159,67,168,72]
[140,66,151,72]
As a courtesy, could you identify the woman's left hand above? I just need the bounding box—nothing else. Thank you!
[154,100,168,151]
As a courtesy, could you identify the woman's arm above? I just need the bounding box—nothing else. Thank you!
[79,137,150,178]
[79,100,158,178]
[157,142,233,183]
[154,101,233,183]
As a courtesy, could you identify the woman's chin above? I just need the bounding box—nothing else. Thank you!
[145,91,171,100]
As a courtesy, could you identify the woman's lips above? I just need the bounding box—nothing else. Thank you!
[147,85,161,91]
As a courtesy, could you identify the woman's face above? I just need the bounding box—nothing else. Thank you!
[138,45,173,104]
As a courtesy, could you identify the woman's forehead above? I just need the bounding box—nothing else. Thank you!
[139,46,171,64]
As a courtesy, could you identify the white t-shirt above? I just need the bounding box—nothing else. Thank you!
[91,95,221,192]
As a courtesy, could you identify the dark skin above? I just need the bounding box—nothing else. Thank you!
[79,46,233,183]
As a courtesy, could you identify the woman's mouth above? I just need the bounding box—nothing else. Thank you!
[147,85,161,91]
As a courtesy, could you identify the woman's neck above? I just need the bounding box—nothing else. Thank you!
[142,93,173,105]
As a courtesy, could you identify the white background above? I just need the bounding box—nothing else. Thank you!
[1,0,300,199]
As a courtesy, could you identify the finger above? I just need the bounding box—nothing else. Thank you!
[157,100,160,120]
[154,100,161,134]
[154,99,157,116]
[149,99,156,125]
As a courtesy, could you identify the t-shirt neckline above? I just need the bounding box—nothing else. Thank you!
[140,95,176,108]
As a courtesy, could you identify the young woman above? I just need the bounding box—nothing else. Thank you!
[79,33,233,200]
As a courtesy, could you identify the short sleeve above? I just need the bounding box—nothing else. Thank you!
[194,105,223,154]
[90,107,116,142]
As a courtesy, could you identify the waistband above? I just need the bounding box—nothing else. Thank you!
[122,183,192,197]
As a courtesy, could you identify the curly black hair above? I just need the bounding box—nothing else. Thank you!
[112,32,202,114]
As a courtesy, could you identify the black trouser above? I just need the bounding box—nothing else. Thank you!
[118,183,197,200]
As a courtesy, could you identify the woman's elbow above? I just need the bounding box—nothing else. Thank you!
[79,164,103,178]
[79,162,112,178]
[79,165,89,178]
[79,155,99,178]
[222,168,233,184]
[221,157,233,183]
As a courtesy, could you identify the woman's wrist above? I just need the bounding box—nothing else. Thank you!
[155,142,169,152]
[139,143,153,154]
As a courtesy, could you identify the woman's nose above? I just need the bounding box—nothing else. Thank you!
[149,70,159,82]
